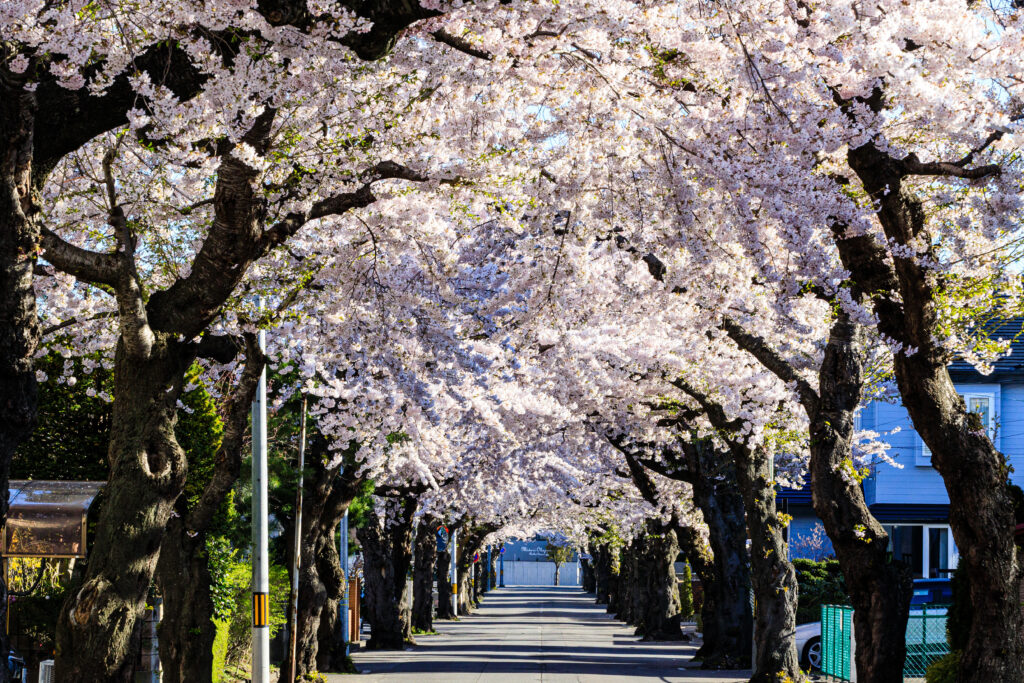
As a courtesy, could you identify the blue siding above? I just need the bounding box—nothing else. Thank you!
[864,382,1014,505]
[1000,384,1024,489]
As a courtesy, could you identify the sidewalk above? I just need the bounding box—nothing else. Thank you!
[339,586,751,682]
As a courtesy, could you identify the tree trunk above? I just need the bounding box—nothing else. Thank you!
[842,140,1024,683]
[412,516,438,633]
[735,444,803,683]
[436,546,456,619]
[617,540,638,625]
[680,445,752,669]
[581,554,595,593]
[635,520,684,641]
[0,89,42,683]
[809,313,913,681]
[56,335,192,680]
[356,499,416,650]
[155,519,216,683]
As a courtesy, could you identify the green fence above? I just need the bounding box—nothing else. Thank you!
[904,606,949,679]
[821,604,853,680]
[819,604,950,681]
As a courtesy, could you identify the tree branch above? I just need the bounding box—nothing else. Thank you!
[39,228,120,287]
[431,29,494,61]
[187,333,266,532]
[720,317,819,412]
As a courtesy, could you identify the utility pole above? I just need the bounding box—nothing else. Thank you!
[450,529,458,616]
[287,397,307,681]
[499,546,505,587]
[340,509,350,656]
[251,309,270,683]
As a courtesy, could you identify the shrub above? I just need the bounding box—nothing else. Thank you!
[925,650,960,683]
[678,562,695,620]
[793,558,846,624]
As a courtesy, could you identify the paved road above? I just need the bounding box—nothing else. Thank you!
[342,586,751,682]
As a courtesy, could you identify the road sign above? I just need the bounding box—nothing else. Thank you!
[437,525,449,551]
[499,547,505,555]
[473,551,480,563]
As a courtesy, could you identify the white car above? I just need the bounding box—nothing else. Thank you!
[795,622,822,671]
[794,579,951,672]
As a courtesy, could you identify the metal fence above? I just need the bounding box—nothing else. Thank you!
[904,606,949,680]
[821,604,853,680]
[819,604,949,682]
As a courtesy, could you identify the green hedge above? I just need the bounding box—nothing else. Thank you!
[793,558,846,624]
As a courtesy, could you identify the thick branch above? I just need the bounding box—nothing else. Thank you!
[721,317,819,412]
[39,228,119,287]
[901,153,1000,180]
[187,334,266,532]
[431,30,494,61]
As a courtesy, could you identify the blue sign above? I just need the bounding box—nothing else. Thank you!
[437,526,449,551]
[499,547,505,555]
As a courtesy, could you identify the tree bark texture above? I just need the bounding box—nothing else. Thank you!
[155,338,262,683]
[0,87,40,683]
[454,524,495,615]
[841,138,1024,683]
[673,387,803,683]
[809,315,912,681]
[634,520,684,641]
[614,433,752,666]
[357,498,416,650]
[436,546,456,620]
[155,520,217,683]
[581,555,595,593]
[56,335,195,680]
[736,445,803,683]
[682,446,752,669]
[412,516,438,632]
[291,462,364,678]
[724,312,915,681]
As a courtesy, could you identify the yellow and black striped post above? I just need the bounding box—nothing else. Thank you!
[253,592,269,628]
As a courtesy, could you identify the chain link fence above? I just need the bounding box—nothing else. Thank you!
[820,603,949,682]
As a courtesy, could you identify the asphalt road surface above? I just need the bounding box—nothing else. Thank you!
[343,585,751,682]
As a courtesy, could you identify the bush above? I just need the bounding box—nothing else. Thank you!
[925,650,960,683]
[678,562,694,620]
[210,551,289,675]
[793,558,846,624]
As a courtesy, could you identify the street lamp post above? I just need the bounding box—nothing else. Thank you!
[251,314,270,683]
[340,509,350,656]
[450,529,458,616]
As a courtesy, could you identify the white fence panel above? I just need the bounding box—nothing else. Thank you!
[503,561,580,586]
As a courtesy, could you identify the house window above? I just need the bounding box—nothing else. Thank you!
[918,392,996,466]
[885,524,958,579]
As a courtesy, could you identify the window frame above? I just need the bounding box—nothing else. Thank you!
[918,390,997,467]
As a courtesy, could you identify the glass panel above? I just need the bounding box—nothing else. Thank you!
[891,525,924,579]
[2,480,104,558]
[967,396,993,438]
[928,528,950,578]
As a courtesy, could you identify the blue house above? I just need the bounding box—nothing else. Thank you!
[782,319,1024,578]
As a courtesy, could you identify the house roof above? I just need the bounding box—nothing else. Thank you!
[948,318,1024,382]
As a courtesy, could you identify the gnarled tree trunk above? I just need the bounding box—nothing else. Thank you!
[156,521,217,683]
[635,519,684,641]
[841,138,1024,683]
[810,315,912,680]
[57,336,193,681]
[0,87,40,683]
[412,516,438,633]
[357,498,416,650]
[682,447,752,669]
[436,545,456,619]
